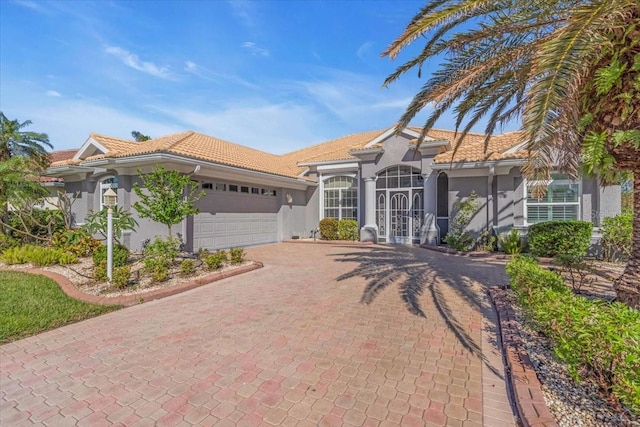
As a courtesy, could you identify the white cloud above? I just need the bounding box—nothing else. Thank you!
[105,45,174,80]
[228,0,256,28]
[183,60,258,89]
[241,42,269,57]
[46,90,61,97]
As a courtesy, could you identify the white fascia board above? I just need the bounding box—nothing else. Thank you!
[297,158,358,167]
[45,165,95,176]
[316,162,360,172]
[73,137,107,161]
[41,182,65,187]
[431,159,525,171]
[363,126,424,148]
[85,153,314,190]
[415,139,451,150]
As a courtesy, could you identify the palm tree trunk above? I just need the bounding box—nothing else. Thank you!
[613,172,640,309]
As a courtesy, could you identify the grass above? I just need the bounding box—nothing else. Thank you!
[0,271,120,343]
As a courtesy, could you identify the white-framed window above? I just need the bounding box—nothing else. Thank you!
[323,176,358,220]
[99,177,118,210]
[525,173,580,224]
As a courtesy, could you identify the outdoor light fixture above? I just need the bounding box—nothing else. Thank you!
[103,188,118,282]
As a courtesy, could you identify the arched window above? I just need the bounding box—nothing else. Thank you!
[99,177,118,210]
[323,176,357,220]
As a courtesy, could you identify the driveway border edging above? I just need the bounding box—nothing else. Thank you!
[4,261,263,307]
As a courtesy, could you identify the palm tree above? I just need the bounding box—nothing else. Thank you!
[0,112,52,168]
[382,0,639,307]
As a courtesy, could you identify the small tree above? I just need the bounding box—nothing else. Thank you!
[132,166,204,237]
[131,131,151,142]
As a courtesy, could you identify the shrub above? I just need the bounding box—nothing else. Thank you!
[93,261,108,282]
[474,229,496,252]
[112,266,131,288]
[506,256,640,414]
[205,252,226,270]
[144,236,180,264]
[554,254,594,293]
[215,250,228,262]
[498,228,524,254]
[338,219,359,241]
[528,220,592,258]
[0,234,18,252]
[143,257,169,282]
[229,247,244,264]
[179,259,196,277]
[601,212,632,262]
[52,228,101,257]
[319,218,339,240]
[444,191,479,252]
[92,244,130,267]
[1,245,78,266]
[6,209,65,244]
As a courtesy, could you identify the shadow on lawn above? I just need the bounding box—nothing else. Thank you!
[333,244,510,378]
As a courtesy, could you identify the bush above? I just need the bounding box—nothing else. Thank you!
[0,234,18,252]
[143,257,169,282]
[1,245,78,266]
[474,229,496,252]
[215,250,228,262]
[6,209,65,244]
[180,259,196,277]
[52,228,101,257]
[444,191,479,252]
[498,228,524,254]
[338,219,359,241]
[92,244,130,267]
[93,261,108,282]
[601,212,632,262]
[144,236,180,263]
[112,266,130,288]
[528,220,592,258]
[506,256,640,414]
[229,248,244,264]
[205,252,226,270]
[319,218,339,240]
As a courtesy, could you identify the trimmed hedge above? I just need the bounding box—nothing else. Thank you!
[528,220,592,257]
[338,219,359,241]
[319,218,339,240]
[506,256,640,414]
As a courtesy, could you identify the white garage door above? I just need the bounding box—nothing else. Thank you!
[193,212,278,251]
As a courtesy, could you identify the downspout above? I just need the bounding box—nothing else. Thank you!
[487,165,495,233]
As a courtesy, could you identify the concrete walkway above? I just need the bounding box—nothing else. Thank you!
[0,243,516,426]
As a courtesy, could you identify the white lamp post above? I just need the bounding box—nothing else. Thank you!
[103,188,117,282]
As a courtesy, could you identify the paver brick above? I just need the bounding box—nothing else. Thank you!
[0,243,516,426]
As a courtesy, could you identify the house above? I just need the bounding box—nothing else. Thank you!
[45,126,621,252]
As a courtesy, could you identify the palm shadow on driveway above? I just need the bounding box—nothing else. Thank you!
[332,244,510,377]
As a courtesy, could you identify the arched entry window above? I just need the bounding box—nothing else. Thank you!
[99,177,118,210]
[323,176,357,220]
[375,166,423,244]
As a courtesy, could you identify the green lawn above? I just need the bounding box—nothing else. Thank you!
[0,271,120,343]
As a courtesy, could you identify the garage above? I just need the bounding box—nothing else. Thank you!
[192,212,279,251]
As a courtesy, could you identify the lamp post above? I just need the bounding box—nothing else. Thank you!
[103,188,117,282]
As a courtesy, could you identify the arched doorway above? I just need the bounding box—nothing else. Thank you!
[375,166,423,244]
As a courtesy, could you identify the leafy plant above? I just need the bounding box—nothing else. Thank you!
[506,256,640,413]
[205,252,226,270]
[554,254,594,293]
[319,217,339,240]
[475,229,496,252]
[143,257,169,283]
[111,266,131,289]
[144,236,180,264]
[498,228,524,254]
[528,220,592,258]
[0,234,18,252]
[132,166,204,237]
[601,212,632,262]
[179,259,196,277]
[1,245,78,266]
[337,219,359,241]
[229,247,244,264]
[83,206,138,244]
[52,228,101,257]
[444,191,479,252]
[92,244,130,268]
[93,261,108,282]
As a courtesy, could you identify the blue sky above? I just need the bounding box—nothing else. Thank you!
[1,0,515,154]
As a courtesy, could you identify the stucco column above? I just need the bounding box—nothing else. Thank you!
[421,171,439,245]
[360,176,378,243]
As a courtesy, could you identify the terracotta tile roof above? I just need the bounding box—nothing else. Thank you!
[48,149,77,164]
[282,130,387,164]
[48,127,527,181]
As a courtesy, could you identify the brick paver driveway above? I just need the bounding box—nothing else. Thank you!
[1,243,516,426]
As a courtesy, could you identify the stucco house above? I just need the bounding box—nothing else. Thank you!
[45,126,621,252]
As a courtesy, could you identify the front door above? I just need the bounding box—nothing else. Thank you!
[377,189,423,244]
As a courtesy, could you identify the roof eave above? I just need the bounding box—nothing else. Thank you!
[431,158,526,170]
[297,158,359,167]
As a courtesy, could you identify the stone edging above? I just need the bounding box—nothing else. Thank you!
[8,261,263,307]
[489,288,559,427]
